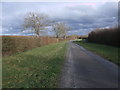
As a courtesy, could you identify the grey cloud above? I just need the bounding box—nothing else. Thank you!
[2,2,118,35]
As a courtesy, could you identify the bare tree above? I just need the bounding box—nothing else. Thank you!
[23,12,50,37]
[53,22,69,38]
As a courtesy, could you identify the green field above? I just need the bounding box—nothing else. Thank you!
[3,42,67,88]
[74,39,119,65]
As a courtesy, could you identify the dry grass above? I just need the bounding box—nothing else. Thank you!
[2,36,58,56]
[2,35,77,56]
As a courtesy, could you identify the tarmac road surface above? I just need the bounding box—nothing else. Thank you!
[59,41,119,88]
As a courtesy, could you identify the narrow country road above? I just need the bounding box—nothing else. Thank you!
[59,41,119,88]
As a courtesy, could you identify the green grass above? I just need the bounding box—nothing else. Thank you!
[74,39,119,65]
[3,42,67,88]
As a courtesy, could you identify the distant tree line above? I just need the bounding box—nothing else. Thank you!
[88,27,120,47]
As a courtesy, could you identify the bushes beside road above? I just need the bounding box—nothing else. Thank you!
[88,27,119,47]
[2,36,58,56]
[2,35,78,56]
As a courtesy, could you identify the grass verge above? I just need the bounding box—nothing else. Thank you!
[3,42,67,88]
[74,39,119,65]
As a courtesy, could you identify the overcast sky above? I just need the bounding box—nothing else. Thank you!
[1,1,118,36]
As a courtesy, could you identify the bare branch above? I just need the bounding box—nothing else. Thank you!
[53,22,69,38]
[22,12,50,37]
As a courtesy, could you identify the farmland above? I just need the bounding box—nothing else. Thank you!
[1,2,119,88]
[2,30,119,88]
